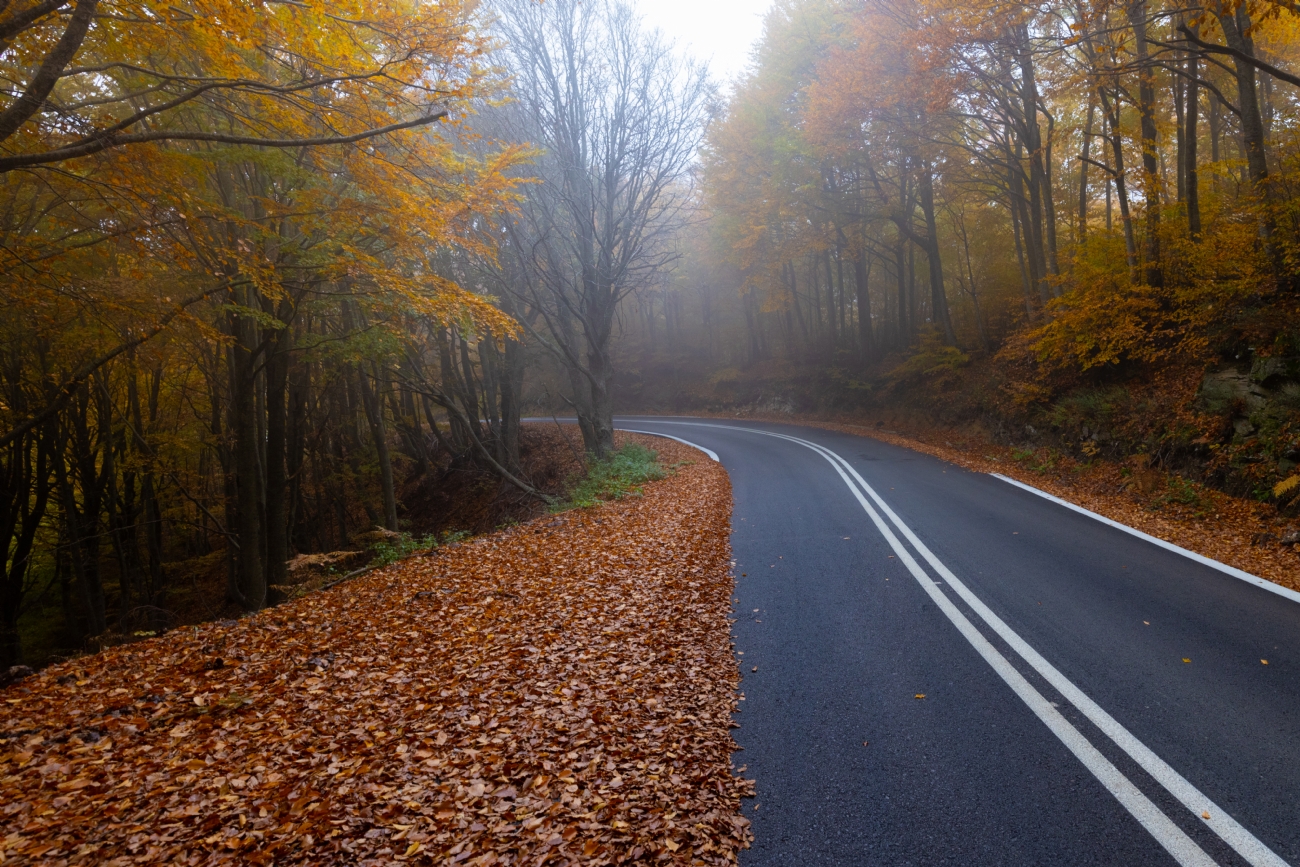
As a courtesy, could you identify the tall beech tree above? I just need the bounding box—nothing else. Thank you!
[491,0,709,456]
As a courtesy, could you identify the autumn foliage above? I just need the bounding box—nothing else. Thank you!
[0,436,752,864]
[0,0,532,666]
[617,0,1300,511]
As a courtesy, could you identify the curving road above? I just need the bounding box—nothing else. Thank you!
[615,417,1300,867]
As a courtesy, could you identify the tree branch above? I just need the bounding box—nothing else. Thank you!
[0,110,447,172]
[1175,24,1300,90]
[0,0,66,42]
[0,0,96,142]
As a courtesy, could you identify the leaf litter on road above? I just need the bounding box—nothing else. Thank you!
[0,435,752,865]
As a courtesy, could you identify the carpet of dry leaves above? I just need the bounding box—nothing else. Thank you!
[0,435,752,866]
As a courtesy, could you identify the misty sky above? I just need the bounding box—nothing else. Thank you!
[633,0,774,84]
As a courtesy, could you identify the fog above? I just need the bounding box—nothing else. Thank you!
[631,0,773,82]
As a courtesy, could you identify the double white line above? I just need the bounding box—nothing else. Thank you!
[630,422,1289,867]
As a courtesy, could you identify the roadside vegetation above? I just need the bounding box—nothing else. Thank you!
[561,444,669,510]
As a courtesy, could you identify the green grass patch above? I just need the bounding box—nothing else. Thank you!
[560,444,668,510]
[1011,446,1061,474]
[371,529,470,567]
[1152,475,1216,518]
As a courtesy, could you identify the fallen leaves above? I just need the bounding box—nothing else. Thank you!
[0,434,752,865]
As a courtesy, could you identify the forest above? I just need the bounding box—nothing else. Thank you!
[620,0,1300,526]
[3,0,1300,670]
[0,0,705,668]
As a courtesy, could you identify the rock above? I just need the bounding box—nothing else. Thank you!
[0,665,34,689]
[1251,532,1279,547]
[1281,530,1300,547]
[1196,369,1267,415]
[1250,355,1299,387]
[1233,418,1257,437]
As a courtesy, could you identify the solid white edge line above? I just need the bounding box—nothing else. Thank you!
[762,433,1217,867]
[613,421,1293,604]
[819,449,1290,867]
[617,429,720,462]
[990,473,1300,606]
[647,420,1288,867]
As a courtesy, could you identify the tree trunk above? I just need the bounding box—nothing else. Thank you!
[1184,27,1202,238]
[229,299,266,610]
[1078,94,1096,242]
[1129,0,1163,287]
[1100,88,1139,277]
[264,313,292,599]
[894,239,909,346]
[917,160,956,344]
[824,249,838,356]
[1013,28,1052,299]
[358,365,398,532]
[1215,0,1283,285]
[854,249,874,362]
[0,415,56,666]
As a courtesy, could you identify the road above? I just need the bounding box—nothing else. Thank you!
[615,417,1300,867]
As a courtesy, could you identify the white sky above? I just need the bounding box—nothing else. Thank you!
[633,0,774,85]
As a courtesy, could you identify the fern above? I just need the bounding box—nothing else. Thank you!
[1274,475,1300,500]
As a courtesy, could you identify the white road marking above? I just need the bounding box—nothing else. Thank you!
[991,473,1300,606]
[617,429,720,462]
[627,420,1291,867]
[761,432,1216,867]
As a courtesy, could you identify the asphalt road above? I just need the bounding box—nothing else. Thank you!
[614,417,1300,867]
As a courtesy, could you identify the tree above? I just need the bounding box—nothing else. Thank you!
[491,0,709,456]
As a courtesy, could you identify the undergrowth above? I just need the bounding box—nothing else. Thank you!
[1012,446,1062,474]
[560,444,668,510]
[372,530,471,567]
[1153,476,1216,518]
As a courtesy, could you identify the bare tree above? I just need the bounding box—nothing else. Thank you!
[491,0,709,456]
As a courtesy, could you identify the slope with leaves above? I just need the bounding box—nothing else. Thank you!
[0,435,751,865]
